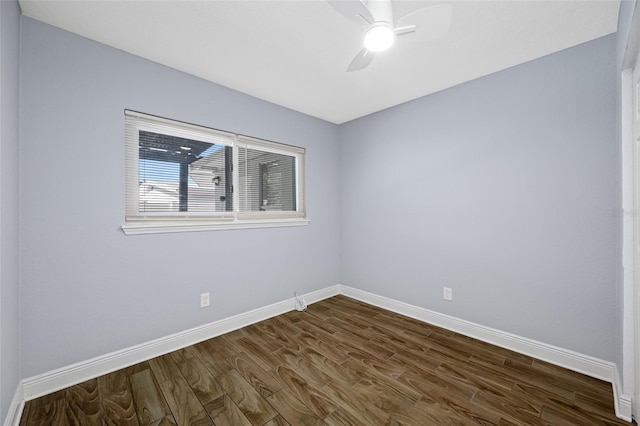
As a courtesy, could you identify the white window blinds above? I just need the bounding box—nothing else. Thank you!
[237,137,303,215]
[125,111,235,218]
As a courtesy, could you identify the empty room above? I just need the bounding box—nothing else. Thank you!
[2,0,640,424]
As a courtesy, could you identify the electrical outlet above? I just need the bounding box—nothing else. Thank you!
[200,292,210,308]
[443,287,453,301]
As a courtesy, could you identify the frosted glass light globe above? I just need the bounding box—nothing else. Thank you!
[364,23,395,52]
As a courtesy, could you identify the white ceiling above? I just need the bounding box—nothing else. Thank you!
[19,0,620,124]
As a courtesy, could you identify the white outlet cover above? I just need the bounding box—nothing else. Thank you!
[200,292,210,308]
[443,287,453,301]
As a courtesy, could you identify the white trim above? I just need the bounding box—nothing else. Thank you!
[622,68,636,382]
[622,65,639,424]
[3,383,24,426]
[613,364,634,422]
[621,65,637,424]
[22,285,340,401]
[121,217,310,235]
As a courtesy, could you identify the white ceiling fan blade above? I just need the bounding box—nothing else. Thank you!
[347,48,376,72]
[396,4,452,41]
[394,25,416,37]
[327,0,374,25]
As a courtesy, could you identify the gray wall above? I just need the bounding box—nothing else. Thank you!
[0,0,21,420]
[340,34,618,361]
[19,17,340,377]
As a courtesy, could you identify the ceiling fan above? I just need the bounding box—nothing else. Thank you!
[328,0,452,72]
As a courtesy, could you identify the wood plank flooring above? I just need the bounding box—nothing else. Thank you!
[19,295,631,425]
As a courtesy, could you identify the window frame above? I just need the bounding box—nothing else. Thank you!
[123,110,308,235]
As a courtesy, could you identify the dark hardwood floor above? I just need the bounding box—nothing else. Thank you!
[20,295,631,425]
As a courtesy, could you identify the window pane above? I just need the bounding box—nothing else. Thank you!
[138,131,232,213]
[238,147,297,212]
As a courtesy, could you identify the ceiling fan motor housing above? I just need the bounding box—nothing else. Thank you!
[366,0,394,24]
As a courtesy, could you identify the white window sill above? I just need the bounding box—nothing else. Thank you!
[121,218,310,235]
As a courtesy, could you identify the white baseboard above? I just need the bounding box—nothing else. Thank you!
[612,365,634,422]
[22,285,340,401]
[339,285,633,423]
[339,285,615,380]
[3,383,24,426]
[15,283,633,423]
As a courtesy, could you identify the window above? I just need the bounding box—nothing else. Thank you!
[124,111,307,234]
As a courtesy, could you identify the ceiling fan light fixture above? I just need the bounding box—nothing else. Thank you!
[364,22,395,52]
